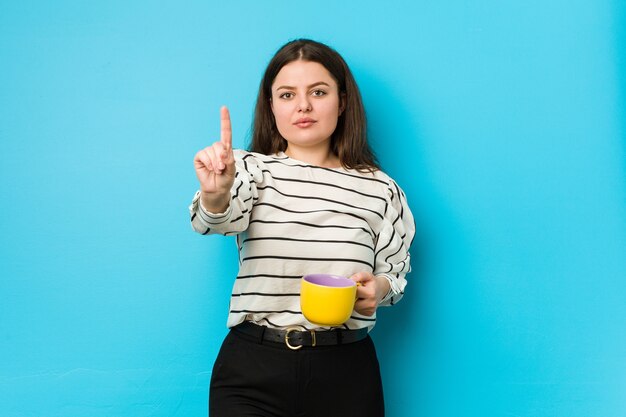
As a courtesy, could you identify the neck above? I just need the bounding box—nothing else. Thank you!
[285,145,341,168]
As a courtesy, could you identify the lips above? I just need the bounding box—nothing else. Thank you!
[293,118,316,128]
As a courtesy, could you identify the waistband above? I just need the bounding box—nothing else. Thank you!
[232,321,369,350]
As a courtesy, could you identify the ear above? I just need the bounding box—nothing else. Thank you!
[338,93,346,116]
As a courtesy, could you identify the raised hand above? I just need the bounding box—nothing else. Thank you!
[193,106,236,212]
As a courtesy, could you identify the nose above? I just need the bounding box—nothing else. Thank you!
[297,96,312,112]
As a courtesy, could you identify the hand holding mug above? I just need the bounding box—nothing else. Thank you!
[349,271,390,317]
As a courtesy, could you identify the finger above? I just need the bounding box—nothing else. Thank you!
[356,284,373,300]
[204,147,221,173]
[220,106,232,151]
[194,149,214,172]
[212,142,227,170]
[350,271,374,285]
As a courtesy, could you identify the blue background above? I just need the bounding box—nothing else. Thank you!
[1,1,625,416]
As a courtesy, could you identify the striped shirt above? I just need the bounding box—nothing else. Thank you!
[189,151,415,331]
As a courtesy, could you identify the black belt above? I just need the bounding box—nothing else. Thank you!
[232,321,369,350]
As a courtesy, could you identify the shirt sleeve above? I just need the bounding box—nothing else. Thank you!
[188,151,263,236]
[374,178,416,306]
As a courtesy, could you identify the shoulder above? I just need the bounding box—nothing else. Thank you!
[343,168,407,199]
[233,150,287,166]
[232,151,295,181]
[233,149,262,161]
[231,150,267,181]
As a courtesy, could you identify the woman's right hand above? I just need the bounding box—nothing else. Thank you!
[193,106,236,212]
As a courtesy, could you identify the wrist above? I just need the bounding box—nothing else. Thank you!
[374,275,391,303]
[200,191,230,214]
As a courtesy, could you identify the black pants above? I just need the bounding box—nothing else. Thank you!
[209,328,385,417]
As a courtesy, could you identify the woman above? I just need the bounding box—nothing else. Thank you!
[190,39,415,417]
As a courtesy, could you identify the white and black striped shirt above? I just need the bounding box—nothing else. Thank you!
[189,151,415,331]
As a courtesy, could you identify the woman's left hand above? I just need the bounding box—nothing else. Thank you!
[349,272,390,316]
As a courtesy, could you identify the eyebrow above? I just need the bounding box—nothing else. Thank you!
[275,81,331,91]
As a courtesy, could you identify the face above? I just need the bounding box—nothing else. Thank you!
[270,60,344,154]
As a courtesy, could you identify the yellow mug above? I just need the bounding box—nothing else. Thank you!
[300,274,357,326]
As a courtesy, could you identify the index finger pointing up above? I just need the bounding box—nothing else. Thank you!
[220,106,232,150]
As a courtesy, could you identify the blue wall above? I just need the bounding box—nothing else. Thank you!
[1,1,625,416]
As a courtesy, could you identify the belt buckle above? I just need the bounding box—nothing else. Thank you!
[284,327,316,350]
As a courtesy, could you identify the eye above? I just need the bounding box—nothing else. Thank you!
[279,92,294,99]
[311,89,327,97]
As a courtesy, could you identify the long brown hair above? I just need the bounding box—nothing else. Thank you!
[249,39,379,172]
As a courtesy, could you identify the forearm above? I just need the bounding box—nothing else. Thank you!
[189,190,234,235]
